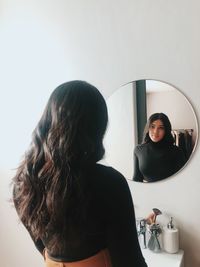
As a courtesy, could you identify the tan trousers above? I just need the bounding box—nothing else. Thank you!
[44,249,112,267]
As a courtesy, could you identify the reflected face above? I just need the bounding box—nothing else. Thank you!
[149,119,165,142]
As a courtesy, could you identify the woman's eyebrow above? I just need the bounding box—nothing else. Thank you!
[151,123,164,127]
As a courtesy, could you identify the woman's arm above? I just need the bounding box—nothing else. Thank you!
[106,170,148,267]
[133,149,144,182]
[173,146,187,173]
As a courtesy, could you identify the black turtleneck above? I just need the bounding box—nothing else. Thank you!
[14,164,147,267]
[133,140,186,182]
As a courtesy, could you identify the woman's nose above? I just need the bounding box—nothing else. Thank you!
[153,128,158,134]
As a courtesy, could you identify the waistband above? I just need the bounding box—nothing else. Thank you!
[44,248,112,267]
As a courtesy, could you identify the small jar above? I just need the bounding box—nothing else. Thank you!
[147,223,162,253]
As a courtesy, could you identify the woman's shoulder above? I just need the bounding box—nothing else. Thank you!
[170,144,184,153]
[91,164,131,202]
[95,163,126,179]
[134,143,147,153]
[170,144,186,158]
[91,163,128,188]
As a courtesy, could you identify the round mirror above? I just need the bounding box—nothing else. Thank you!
[103,79,198,182]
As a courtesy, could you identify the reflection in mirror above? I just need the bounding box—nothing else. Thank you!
[103,80,198,182]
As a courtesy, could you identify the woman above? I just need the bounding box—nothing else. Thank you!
[12,81,147,267]
[133,113,186,182]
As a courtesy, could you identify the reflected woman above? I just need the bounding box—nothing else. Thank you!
[133,113,186,182]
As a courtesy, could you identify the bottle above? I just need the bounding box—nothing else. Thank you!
[163,217,179,253]
[136,218,147,249]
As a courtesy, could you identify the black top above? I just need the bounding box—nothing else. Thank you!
[14,164,147,267]
[133,140,186,182]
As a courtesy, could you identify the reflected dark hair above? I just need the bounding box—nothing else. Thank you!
[12,80,108,252]
[143,112,174,145]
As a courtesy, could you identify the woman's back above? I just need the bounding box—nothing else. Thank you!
[14,164,146,266]
[12,81,147,267]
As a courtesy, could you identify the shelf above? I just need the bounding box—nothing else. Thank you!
[142,249,184,267]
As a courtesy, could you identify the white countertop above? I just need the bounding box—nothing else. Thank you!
[142,249,184,267]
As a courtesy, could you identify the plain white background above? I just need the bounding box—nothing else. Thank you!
[0,1,200,266]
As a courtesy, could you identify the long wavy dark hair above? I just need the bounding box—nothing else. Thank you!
[12,80,108,252]
[142,112,174,145]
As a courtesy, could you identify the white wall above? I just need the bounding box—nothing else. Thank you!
[147,90,198,145]
[1,1,200,267]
